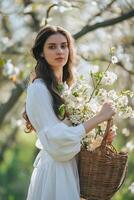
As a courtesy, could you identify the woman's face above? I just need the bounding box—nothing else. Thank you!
[42,33,69,69]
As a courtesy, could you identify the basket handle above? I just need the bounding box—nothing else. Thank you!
[101,119,113,147]
[115,164,128,192]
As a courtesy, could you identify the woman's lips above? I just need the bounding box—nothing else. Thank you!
[55,57,64,59]
[55,57,64,61]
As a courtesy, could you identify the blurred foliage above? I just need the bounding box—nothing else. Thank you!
[0,133,36,200]
[0,0,134,199]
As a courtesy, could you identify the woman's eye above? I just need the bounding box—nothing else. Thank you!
[48,46,56,49]
[61,44,67,49]
[48,44,68,50]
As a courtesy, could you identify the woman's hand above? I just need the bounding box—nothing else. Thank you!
[106,129,116,145]
[98,102,115,122]
[83,103,115,134]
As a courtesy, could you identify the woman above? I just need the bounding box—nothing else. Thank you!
[24,25,115,200]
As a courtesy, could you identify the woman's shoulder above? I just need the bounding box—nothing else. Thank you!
[28,78,46,89]
[27,78,48,95]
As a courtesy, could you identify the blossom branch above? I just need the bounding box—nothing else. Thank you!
[89,62,112,101]
[74,9,134,40]
[82,56,134,76]
[87,0,117,24]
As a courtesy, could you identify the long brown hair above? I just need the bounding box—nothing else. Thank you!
[23,25,76,133]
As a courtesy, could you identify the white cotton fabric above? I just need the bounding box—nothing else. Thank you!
[25,78,86,200]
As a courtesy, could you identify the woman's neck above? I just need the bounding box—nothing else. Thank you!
[54,68,63,83]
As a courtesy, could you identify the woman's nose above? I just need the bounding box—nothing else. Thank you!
[56,47,63,54]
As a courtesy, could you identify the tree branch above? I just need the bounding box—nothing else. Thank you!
[45,4,58,26]
[81,55,134,76]
[23,0,40,31]
[87,0,116,24]
[0,127,18,163]
[1,8,134,127]
[0,78,28,126]
[74,9,134,39]
[118,61,134,75]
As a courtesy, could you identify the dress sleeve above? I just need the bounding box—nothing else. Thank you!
[26,81,86,162]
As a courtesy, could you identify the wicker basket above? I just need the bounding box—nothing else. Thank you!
[78,120,128,200]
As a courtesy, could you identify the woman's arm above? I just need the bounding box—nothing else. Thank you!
[83,102,115,133]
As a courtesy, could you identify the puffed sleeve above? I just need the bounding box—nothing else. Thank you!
[26,80,86,162]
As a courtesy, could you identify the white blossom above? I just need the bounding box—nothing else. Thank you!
[111,56,118,64]
[122,128,130,137]
[107,90,118,101]
[97,88,108,103]
[117,95,128,107]
[102,71,117,85]
[3,60,14,76]
[128,182,134,193]
[118,106,133,119]
[90,65,99,74]
[126,141,134,152]
[16,119,23,127]
[61,70,133,151]
[89,98,100,113]
[131,110,134,118]
[3,59,19,78]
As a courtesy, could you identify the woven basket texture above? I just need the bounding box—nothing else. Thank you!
[78,120,128,200]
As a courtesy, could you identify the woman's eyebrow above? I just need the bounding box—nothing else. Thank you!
[47,42,68,45]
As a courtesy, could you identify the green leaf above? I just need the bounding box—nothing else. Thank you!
[79,75,84,80]
[120,90,133,97]
[94,89,99,96]
[110,46,116,56]
[56,83,64,93]
[72,91,79,97]
[0,58,5,68]
[58,104,65,118]
[95,125,103,138]
[90,71,93,76]
[92,72,104,82]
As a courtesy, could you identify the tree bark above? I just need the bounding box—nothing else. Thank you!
[74,9,134,40]
[0,78,28,126]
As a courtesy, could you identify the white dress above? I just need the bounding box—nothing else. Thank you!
[25,78,86,200]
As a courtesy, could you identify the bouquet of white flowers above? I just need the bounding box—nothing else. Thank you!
[58,47,133,200]
[58,47,134,151]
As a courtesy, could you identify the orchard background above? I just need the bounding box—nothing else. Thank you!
[0,0,134,199]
